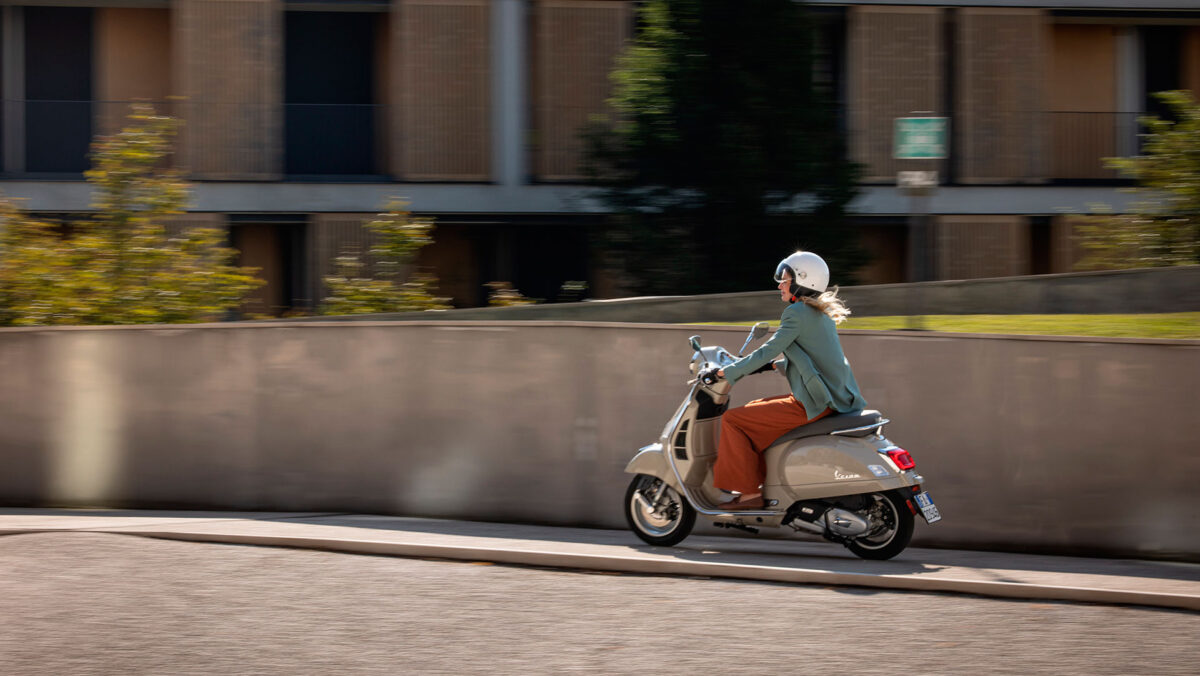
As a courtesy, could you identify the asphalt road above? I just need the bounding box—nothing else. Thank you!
[2,532,1198,676]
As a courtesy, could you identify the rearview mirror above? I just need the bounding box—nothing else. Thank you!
[751,321,769,340]
[689,335,702,352]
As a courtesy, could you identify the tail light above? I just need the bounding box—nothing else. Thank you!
[886,448,916,470]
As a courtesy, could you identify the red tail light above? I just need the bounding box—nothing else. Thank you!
[886,448,916,470]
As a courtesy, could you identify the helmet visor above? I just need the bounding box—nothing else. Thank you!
[774,262,793,284]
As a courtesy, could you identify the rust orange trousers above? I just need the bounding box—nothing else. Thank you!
[713,394,831,494]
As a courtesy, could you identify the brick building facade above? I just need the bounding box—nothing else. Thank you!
[2,0,1198,312]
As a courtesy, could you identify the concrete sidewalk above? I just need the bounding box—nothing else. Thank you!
[2,509,1198,612]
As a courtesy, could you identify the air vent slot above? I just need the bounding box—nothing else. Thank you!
[673,419,689,459]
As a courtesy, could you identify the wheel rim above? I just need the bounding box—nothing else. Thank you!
[852,493,899,550]
[630,478,683,537]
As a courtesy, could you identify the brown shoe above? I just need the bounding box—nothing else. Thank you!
[718,494,764,510]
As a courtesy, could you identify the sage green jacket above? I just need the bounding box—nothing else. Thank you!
[722,301,866,420]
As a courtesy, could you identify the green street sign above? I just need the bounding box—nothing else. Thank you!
[894,117,948,159]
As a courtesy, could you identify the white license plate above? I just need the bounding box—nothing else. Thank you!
[914,491,941,524]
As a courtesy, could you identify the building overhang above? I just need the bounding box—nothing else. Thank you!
[807,0,1200,9]
[0,181,1142,217]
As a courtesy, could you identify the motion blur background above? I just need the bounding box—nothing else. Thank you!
[2,0,1199,561]
[2,0,1197,312]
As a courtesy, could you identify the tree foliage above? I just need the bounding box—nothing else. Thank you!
[485,281,536,307]
[1076,90,1200,270]
[584,0,863,294]
[320,201,450,315]
[0,105,263,325]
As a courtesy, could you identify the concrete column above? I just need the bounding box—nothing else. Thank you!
[2,6,24,174]
[491,0,527,186]
[1116,27,1143,158]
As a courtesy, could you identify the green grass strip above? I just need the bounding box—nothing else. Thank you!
[696,313,1200,339]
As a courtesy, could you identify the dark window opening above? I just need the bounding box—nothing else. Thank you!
[811,8,848,140]
[284,11,380,176]
[1030,216,1052,276]
[1143,26,1183,120]
[25,7,93,173]
[478,225,592,306]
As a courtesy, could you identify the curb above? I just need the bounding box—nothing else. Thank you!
[48,528,1198,613]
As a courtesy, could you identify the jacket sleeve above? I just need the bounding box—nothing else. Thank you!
[723,306,806,385]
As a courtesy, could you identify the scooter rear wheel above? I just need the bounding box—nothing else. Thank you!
[624,474,696,547]
[845,491,914,560]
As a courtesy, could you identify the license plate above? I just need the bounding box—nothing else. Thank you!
[913,491,941,524]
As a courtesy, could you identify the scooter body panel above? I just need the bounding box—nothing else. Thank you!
[764,434,917,502]
[624,444,677,489]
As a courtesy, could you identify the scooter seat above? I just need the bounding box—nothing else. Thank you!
[770,409,884,446]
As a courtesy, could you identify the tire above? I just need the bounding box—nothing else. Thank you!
[845,491,914,561]
[624,474,696,547]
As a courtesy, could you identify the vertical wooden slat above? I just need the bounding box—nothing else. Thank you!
[957,8,1047,183]
[375,13,394,176]
[1181,27,1200,97]
[1050,215,1088,274]
[1047,24,1118,180]
[173,0,282,180]
[94,8,172,137]
[533,0,631,181]
[935,216,1030,280]
[847,6,944,183]
[393,0,490,181]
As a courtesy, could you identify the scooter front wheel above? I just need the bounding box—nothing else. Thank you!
[624,474,696,547]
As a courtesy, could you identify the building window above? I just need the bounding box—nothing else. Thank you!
[284,11,382,177]
[25,7,93,173]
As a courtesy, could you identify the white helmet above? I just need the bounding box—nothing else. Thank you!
[774,251,829,297]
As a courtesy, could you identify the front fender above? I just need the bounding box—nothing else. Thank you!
[624,443,669,478]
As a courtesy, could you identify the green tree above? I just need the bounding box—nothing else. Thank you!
[1076,90,1200,270]
[584,0,863,295]
[320,201,450,315]
[0,105,262,325]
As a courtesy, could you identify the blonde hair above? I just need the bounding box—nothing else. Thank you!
[800,286,851,325]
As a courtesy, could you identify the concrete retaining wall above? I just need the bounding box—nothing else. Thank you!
[1,321,1197,559]
[287,265,1200,323]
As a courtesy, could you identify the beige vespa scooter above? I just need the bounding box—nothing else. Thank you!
[623,323,940,560]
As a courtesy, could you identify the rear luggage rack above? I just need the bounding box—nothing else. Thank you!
[829,418,889,436]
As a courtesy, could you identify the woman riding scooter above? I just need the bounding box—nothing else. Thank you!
[708,251,868,510]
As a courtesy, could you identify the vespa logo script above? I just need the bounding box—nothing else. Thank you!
[833,466,862,480]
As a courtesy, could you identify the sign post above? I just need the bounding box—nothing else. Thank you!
[895,116,948,328]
